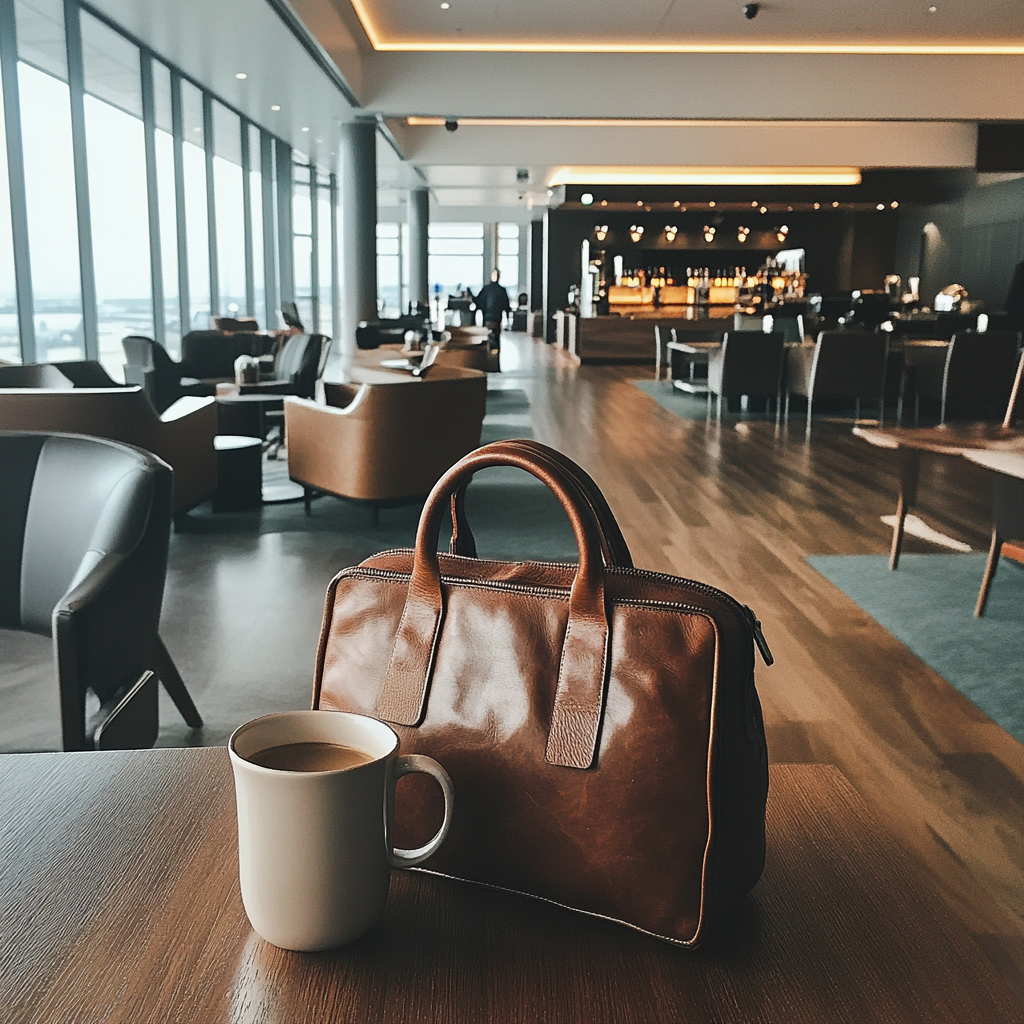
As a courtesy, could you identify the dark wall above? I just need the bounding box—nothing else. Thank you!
[543,207,900,341]
[894,175,1024,312]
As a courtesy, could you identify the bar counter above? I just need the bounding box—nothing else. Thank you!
[560,308,736,364]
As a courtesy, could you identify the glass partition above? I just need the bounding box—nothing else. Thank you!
[497,222,520,296]
[429,223,484,301]
[213,101,245,321]
[81,10,151,378]
[0,48,19,362]
[180,78,209,331]
[16,0,84,362]
[377,223,401,318]
[152,60,180,354]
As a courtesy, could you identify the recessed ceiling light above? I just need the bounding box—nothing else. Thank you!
[581,192,594,205]
[441,2,449,7]
[236,72,247,80]
[600,199,608,206]
[891,201,899,208]
[759,206,767,213]
[876,203,885,210]
[547,166,862,187]
[271,104,281,111]
[832,201,840,207]
[708,201,716,207]
[928,5,937,11]
[301,126,310,132]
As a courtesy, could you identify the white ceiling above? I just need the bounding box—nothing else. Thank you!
[85,0,1024,212]
[350,0,1024,51]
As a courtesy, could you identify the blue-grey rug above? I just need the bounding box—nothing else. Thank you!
[632,379,787,422]
[807,553,1024,743]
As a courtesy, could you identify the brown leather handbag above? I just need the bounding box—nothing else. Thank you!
[313,439,771,946]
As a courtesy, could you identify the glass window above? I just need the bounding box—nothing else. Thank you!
[377,223,401,318]
[180,79,209,331]
[292,163,313,328]
[81,11,151,379]
[429,222,483,299]
[212,102,245,320]
[0,48,20,363]
[152,61,180,354]
[248,123,265,327]
[18,54,84,361]
[14,0,67,81]
[317,175,333,337]
[497,222,519,295]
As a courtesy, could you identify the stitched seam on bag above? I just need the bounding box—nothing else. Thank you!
[407,867,698,947]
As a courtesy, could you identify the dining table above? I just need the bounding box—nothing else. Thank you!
[3,747,1022,1023]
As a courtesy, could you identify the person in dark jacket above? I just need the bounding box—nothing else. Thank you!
[473,269,511,350]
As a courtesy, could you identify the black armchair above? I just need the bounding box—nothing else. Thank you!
[0,431,202,750]
[123,335,215,413]
[0,364,74,388]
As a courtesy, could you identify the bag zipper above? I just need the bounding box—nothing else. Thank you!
[340,556,774,668]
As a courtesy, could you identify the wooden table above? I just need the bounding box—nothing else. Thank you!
[666,339,720,393]
[3,750,1022,1024]
[854,423,1024,567]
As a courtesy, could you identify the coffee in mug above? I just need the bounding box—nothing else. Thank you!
[229,710,453,952]
[246,741,373,773]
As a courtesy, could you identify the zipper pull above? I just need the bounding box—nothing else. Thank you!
[744,606,774,667]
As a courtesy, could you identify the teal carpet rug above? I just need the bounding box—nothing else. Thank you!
[807,554,1024,743]
[632,379,763,421]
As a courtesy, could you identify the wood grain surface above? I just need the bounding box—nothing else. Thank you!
[3,748,1022,1024]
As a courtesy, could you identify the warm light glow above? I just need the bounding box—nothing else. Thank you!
[737,226,750,242]
[548,167,862,187]
[595,225,609,241]
[703,225,716,243]
[348,7,1024,54]
[629,225,644,242]
[664,225,678,242]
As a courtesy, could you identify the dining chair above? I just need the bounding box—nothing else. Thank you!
[939,331,1020,424]
[706,331,786,422]
[0,431,202,750]
[785,331,887,438]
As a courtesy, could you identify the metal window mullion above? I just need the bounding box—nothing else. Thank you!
[64,0,98,361]
[309,166,319,333]
[329,172,339,339]
[0,0,36,362]
[203,92,218,318]
[275,140,293,303]
[170,71,189,336]
[140,52,163,347]
[260,131,276,326]
[241,117,254,317]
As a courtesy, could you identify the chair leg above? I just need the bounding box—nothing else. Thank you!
[303,486,312,515]
[784,391,790,426]
[150,635,203,729]
[889,450,921,571]
[805,395,813,439]
[974,529,1002,617]
[855,397,861,421]
[717,394,723,423]
[706,390,712,418]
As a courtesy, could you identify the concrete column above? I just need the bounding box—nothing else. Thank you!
[340,119,377,363]
[408,187,429,310]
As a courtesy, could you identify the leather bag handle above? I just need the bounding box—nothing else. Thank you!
[448,439,633,568]
[374,441,612,769]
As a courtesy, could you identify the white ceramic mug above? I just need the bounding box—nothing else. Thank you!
[228,710,453,952]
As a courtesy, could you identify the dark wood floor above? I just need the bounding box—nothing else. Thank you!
[2,333,1022,997]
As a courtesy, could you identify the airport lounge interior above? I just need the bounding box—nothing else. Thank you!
[2,0,1024,1020]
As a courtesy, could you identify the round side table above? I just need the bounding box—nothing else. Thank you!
[213,435,263,512]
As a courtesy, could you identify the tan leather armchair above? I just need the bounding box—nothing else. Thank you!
[0,387,217,512]
[284,365,487,511]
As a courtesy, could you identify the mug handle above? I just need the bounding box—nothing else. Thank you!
[388,754,454,868]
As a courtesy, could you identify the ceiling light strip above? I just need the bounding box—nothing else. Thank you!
[548,167,863,187]
[406,117,960,129]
